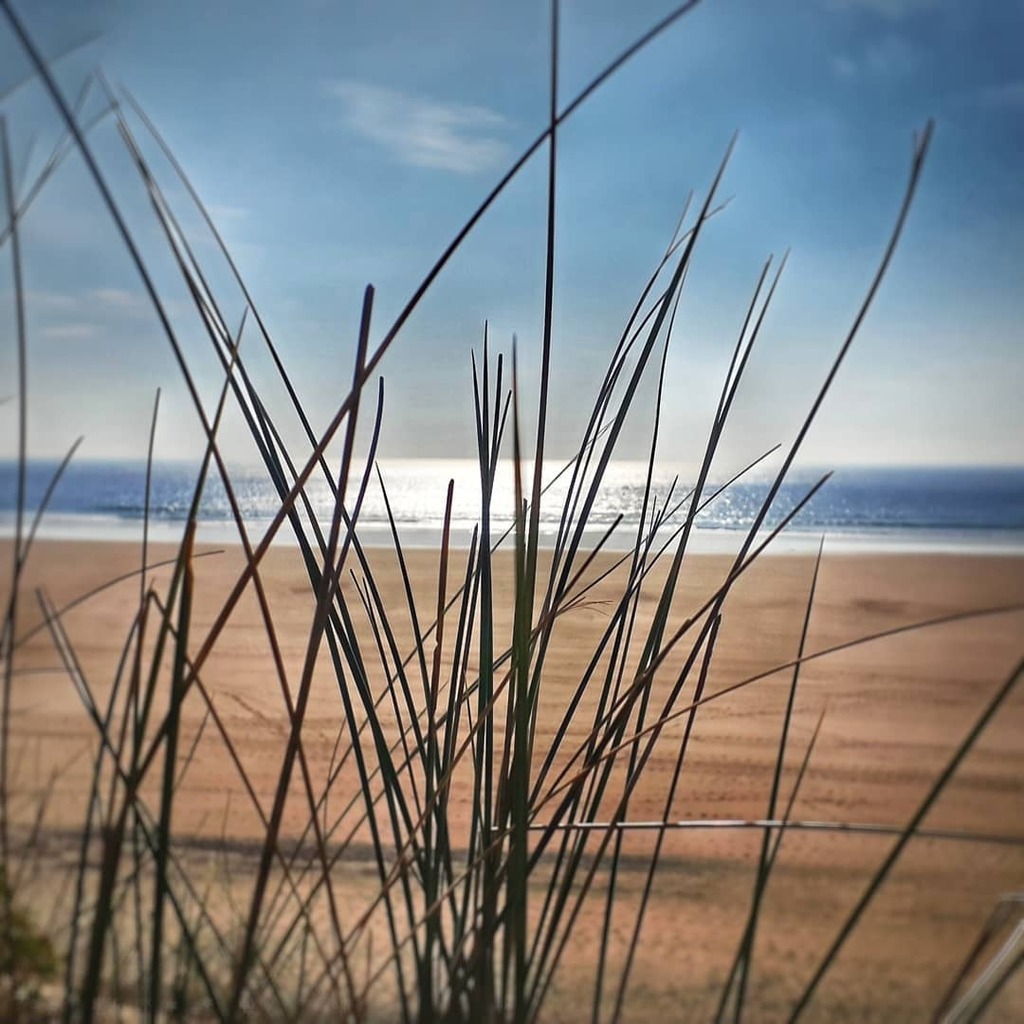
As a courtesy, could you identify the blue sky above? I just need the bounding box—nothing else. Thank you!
[0,0,1021,471]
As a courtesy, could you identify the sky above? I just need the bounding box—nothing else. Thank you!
[0,0,1021,473]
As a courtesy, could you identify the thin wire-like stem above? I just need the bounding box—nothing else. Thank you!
[508,819,1024,846]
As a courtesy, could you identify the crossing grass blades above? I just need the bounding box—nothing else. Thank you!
[0,1,1022,1021]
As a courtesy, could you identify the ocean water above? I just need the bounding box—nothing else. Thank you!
[1,459,1023,554]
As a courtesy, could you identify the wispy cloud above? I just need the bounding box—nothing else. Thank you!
[90,287,143,311]
[27,288,139,343]
[25,289,78,312]
[207,203,249,223]
[974,80,1024,109]
[25,287,146,316]
[832,55,858,80]
[41,323,96,341]
[828,0,941,18]
[328,80,511,175]
[832,34,918,79]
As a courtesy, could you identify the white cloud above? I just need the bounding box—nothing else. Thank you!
[17,286,194,334]
[206,203,249,223]
[41,323,96,341]
[829,0,941,17]
[864,35,918,75]
[22,287,143,316]
[91,287,142,310]
[831,35,918,80]
[328,80,511,175]
[25,289,78,312]
[975,80,1024,108]
[832,55,858,80]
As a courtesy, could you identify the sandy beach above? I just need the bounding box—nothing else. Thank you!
[3,538,1023,1020]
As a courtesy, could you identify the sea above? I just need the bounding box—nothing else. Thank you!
[1,460,1023,555]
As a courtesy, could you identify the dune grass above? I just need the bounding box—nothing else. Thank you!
[1,1,1023,1021]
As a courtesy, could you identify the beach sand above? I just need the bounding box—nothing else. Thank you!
[3,538,1023,1020]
